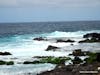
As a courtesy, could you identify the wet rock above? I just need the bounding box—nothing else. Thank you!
[23,61,40,64]
[73,49,85,56]
[0,60,6,65]
[72,57,83,64]
[57,39,75,43]
[6,61,14,65]
[23,57,71,64]
[79,33,100,43]
[0,60,14,65]
[83,33,100,39]
[69,49,85,56]
[0,52,12,55]
[79,38,100,43]
[33,37,47,41]
[46,45,59,51]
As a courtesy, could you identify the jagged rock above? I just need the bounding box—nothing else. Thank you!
[46,45,59,51]
[57,39,75,43]
[0,52,12,55]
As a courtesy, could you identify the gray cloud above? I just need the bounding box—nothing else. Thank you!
[0,0,100,8]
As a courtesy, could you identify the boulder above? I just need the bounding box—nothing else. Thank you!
[46,45,59,51]
[0,52,12,55]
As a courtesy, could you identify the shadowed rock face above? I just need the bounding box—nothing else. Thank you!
[45,45,59,51]
[0,52,12,55]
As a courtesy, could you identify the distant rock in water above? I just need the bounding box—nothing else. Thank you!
[0,52,12,56]
[57,39,75,43]
[33,37,47,41]
[46,45,59,51]
[79,33,100,43]
[83,33,100,39]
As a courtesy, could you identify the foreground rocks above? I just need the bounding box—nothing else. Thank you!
[38,50,100,75]
[0,52,12,56]
[38,52,100,75]
[38,62,100,75]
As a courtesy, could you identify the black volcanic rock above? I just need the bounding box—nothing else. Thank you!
[0,52,12,55]
[46,45,59,51]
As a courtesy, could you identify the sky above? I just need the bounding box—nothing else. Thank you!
[0,0,100,23]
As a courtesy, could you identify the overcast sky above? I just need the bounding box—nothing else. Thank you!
[0,0,100,22]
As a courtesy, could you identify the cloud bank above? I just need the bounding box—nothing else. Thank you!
[0,0,100,8]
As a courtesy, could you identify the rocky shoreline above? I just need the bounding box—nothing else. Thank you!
[0,32,100,75]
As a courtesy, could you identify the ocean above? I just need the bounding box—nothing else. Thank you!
[0,21,100,75]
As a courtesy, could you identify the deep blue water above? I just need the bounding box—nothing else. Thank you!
[0,21,100,36]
